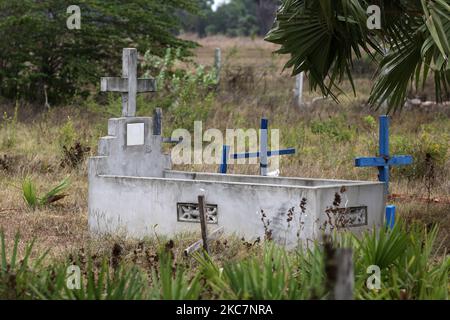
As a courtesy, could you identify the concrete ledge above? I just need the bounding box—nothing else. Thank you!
[164,170,384,189]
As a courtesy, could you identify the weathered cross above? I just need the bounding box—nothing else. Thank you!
[355,115,413,194]
[101,48,156,117]
[220,118,296,175]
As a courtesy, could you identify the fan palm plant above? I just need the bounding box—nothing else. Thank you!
[265,0,450,112]
[22,177,70,209]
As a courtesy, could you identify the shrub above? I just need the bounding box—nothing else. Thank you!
[310,116,355,142]
[1,223,448,300]
[0,232,201,300]
[142,47,216,131]
[58,118,77,151]
[22,177,70,209]
[391,127,448,181]
[0,104,18,148]
[0,1,198,104]
[58,119,90,168]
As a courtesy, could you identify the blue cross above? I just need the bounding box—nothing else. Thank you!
[355,115,413,194]
[219,118,296,175]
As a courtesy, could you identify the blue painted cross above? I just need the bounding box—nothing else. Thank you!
[355,115,413,194]
[219,118,296,175]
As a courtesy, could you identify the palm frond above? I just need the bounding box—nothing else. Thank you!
[39,177,70,206]
[266,0,450,112]
[22,177,39,209]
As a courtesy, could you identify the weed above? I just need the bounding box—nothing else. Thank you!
[61,142,90,169]
[392,127,448,181]
[141,47,216,131]
[58,118,90,168]
[0,104,18,148]
[58,118,76,151]
[0,223,448,300]
[311,116,355,142]
[0,154,12,172]
[260,210,273,241]
[321,188,357,232]
[22,177,70,209]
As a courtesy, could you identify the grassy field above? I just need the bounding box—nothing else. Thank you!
[0,36,449,299]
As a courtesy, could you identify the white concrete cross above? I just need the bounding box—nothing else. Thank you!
[101,48,156,117]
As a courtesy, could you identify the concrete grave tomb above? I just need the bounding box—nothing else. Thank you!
[88,48,386,247]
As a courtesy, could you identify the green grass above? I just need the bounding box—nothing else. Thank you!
[0,37,448,300]
[22,177,70,209]
[1,222,448,300]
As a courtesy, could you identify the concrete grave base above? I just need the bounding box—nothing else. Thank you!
[88,115,386,247]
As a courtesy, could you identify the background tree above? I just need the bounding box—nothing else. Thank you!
[181,0,278,37]
[255,0,279,35]
[179,0,214,38]
[0,0,198,104]
[266,0,450,112]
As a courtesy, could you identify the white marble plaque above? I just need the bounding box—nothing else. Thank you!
[127,123,145,146]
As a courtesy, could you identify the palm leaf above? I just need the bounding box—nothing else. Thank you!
[22,177,38,209]
[39,177,70,206]
[266,0,450,112]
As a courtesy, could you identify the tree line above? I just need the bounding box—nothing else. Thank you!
[180,0,278,38]
[0,0,198,104]
[1,0,447,111]
[0,0,277,105]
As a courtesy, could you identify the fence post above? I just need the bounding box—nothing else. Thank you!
[294,72,304,108]
[334,249,354,300]
[325,237,354,300]
[214,48,221,82]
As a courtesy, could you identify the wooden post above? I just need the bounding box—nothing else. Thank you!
[198,195,209,254]
[324,237,354,300]
[294,72,304,108]
[184,227,224,256]
[214,48,221,82]
[334,249,354,300]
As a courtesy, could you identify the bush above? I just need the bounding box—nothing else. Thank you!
[310,116,355,142]
[142,48,217,131]
[0,233,201,300]
[0,0,198,104]
[58,118,90,168]
[391,127,448,181]
[58,118,77,151]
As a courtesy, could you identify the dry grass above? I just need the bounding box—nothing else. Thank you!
[182,34,283,66]
[0,36,449,261]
